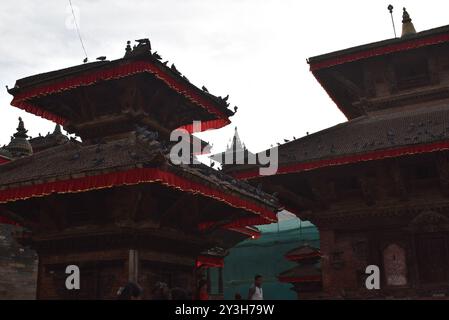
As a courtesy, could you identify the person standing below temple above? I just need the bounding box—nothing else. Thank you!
[195,279,209,300]
[248,275,264,300]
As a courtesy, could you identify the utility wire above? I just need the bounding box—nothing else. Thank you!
[68,0,89,60]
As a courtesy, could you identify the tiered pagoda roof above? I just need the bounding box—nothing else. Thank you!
[225,21,449,181]
[1,39,280,239]
[7,39,235,139]
[278,245,321,293]
[308,24,449,119]
[0,129,278,229]
[232,103,449,179]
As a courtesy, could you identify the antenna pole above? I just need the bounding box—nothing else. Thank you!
[388,4,397,38]
[68,0,89,61]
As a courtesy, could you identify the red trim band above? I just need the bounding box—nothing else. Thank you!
[198,216,275,231]
[177,119,230,134]
[0,168,276,223]
[0,157,10,165]
[196,255,224,268]
[0,216,20,226]
[232,140,449,180]
[227,226,261,239]
[10,61,230,131]
[310,32,449,71]
[285,252,321,262]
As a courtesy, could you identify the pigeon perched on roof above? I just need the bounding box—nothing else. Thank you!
[202,86,209,92]
[171,64,181,75]
[96,56,107,61]
[234,106,238,113]
[152,51,162,60]
[83,57,88,63]
[135,38,151,47]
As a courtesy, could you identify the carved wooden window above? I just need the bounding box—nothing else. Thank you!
[394,55,430,91]
[416,235,449,284]
[383,244,408,287]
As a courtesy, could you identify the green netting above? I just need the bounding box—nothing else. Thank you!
[222,214,320,300]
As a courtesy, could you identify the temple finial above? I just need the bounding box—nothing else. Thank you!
[402,7,416,37]
[14,117,28,139]
[53,124,62,135]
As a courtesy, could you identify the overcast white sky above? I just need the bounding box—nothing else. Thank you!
[1,0,448,153]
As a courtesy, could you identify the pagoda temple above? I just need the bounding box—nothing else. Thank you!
[223,10,449,299]
[0,39,280,299]
[278,245,322,299]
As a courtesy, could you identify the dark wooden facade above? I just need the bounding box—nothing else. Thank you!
[0,40,279,299]
[224,17,449,299]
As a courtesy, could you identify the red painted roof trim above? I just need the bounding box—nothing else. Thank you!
[0,168,277,223]
[232,140,449,180]
[10,60,231,131]
[309,32,449,71]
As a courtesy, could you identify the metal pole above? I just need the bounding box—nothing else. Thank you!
[388,5,397,38]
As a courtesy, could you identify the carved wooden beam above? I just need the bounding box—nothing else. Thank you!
[265,183,318,211]
[436,153,449,197]
[390,161,408,201]
[308,178,331,209]
[358,175,376,206]
[329,70,362,98]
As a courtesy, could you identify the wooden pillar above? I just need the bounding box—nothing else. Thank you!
[206,268,211,294]
[218,267,224,295]
[128,249,139,283]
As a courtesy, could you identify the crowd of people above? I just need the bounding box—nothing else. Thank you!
[116,274,264,300]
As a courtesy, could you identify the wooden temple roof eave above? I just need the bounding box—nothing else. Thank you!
[0,167,278,224]
[0,140,279,226]
[307,24,449,70]
[8,53,234,128]
[231,140,449,181]
[26,223,213,244]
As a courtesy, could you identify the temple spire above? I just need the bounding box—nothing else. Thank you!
[53,124,62,135]
[13,117,29,139]
[6,117,33,157]
[401,7,416,37]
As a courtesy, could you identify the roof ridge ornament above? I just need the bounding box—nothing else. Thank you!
[401,7,416,37]
[14,117,28,139]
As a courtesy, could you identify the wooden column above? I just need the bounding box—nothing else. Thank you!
[206,268,211,294]
[218,267,224,295]
[128,249,139,283]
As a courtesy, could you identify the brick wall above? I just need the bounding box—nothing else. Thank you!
[0,224,38,299]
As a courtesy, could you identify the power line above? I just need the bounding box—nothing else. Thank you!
[68,0,89,60]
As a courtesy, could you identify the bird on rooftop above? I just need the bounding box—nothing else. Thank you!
[202,86,209,92]
[234,106,238,113]
[171,64,181,75]
[293,136,296,140]
[152,51,162,60]
[284,139,290,143]
[96,56,107,61]
[210,162,215,168]
[135,38,151,46]
[83,57,88,63]
[223,95,229,102]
